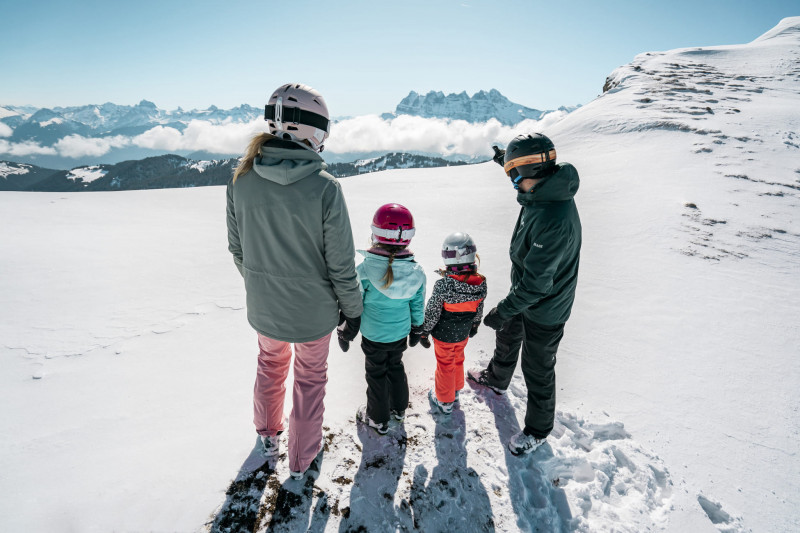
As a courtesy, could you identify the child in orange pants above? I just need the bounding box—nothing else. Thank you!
[419,232,487,414]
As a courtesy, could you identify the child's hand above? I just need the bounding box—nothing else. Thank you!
[469,322,480,338]
[420,334,431,349]
[408,325,424,347]
[338,337,350,352]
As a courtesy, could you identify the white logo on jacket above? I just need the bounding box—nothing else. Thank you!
[533,242,543,249]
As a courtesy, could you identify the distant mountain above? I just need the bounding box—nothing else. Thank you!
[1,152,480,192]
[384,89,576,125]
[1,101,262,146]
[326,152,477,177]
[0,161,59,191]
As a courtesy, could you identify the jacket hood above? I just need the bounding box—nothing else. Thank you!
[442,274,487,298]
[357,250,426,299]
[252,139,328,186]
[518,162,579,205]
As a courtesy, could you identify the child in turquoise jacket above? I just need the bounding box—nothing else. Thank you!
[341,203,426,435]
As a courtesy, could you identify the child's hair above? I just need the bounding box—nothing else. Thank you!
[372,242,409,288]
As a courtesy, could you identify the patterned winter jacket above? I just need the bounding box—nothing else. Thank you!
[422,273,487,343]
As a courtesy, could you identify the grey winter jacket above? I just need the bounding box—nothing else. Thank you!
[226,139,363,342]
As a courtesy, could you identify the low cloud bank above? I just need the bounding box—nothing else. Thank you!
[0,112,568,159]
[327,112,568,156]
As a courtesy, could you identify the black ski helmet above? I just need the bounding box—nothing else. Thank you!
[503,133,557,185]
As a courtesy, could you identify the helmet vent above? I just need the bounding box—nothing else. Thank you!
[287,96,298,102]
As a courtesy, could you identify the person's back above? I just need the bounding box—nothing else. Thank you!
[226,83,362,480]
[349,204,426,435]
[357,249,425,343]
[229,137,361,341]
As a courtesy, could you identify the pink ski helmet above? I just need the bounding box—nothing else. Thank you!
[371,203,415,245]
[265,83,331,152]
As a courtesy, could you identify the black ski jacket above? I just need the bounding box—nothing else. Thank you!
[496,162,581,325]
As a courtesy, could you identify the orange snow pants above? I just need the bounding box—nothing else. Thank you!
[433,338,469,403]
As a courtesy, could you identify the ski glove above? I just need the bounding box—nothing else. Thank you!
[469,322,480,338]
[492,145,506,167]
[420,334,431,349]
[408,324,425,347]
[483,307,508,331]
[338,337,351,352]
[337,311,361,342]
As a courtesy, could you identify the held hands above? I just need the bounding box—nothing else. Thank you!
[483,307,508,331]
[492,145,506,167]
[408,324,424,347]
[337,311,361,352]
[420,334,431,349]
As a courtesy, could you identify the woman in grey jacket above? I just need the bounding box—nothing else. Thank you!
[226,83,362,479]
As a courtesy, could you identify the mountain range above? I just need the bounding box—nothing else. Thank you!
[0,152,477,192]
[0,89,571,169]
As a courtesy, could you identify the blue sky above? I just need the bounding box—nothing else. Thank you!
[0,0,796,115]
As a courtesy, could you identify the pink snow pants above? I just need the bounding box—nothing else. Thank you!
[254,332,331,473]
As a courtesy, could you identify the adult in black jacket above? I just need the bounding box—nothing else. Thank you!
[468,133,581,456]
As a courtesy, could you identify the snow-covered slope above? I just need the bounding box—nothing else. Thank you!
[0,17,798,533]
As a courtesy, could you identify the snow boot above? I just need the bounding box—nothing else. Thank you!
[507,430,546,456]
[390,409,406,422]
[467,368,506,395]
[260,434,281,457]
[428,388,454,415]
[357,405,389,435]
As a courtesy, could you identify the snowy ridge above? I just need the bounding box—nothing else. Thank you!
[0,106,22,119]
[66,165,107,184]
[547,16,800,266]
[0,161,31,178]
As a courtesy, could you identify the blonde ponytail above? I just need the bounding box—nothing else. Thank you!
[381,251,396,289]
[233,132,274,183]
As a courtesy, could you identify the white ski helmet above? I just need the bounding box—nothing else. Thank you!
[441,232,477,271]
[265,83,331,152]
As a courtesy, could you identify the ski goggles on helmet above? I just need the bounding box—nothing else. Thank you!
[370,225,415,243]
[441,244,477,259]
[264,104,330,133]
[504,149,557,189]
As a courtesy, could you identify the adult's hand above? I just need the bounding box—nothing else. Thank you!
[492,145,506,167]
[483,307,507,330]
[337,311,361,342]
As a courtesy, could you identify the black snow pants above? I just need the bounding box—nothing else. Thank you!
[485,314,565,439]
[362,337,409,424]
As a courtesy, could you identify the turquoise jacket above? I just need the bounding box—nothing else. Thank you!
[356,250,426,343]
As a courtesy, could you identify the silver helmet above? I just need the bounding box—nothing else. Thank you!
[265,83,331,152]
[441,232,477,270]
